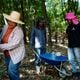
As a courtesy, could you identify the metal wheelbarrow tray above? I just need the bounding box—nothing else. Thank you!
[40,53,68,65]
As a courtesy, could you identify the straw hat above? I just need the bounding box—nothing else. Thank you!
[65,12,76,20]
[3,11,24,24]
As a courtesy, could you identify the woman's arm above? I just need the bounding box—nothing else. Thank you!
[0,27,24,51]
[30,28,35,48]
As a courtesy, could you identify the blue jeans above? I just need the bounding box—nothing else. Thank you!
[68,48,80,73]
[34,48,46,67]
[5,56,21,80]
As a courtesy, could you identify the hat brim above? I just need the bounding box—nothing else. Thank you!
[3,13,24,24]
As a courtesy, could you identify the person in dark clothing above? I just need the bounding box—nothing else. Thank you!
[65,12,80,80]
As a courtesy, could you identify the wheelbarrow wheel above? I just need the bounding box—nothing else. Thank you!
[54,65,72,78]
[59,68,66,78]
[58,64,72,78]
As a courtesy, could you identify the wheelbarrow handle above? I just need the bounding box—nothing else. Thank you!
[32,49,40,59]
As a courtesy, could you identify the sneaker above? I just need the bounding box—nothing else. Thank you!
[36,66,40,74]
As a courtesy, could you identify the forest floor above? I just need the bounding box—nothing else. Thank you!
[0,43,76,80]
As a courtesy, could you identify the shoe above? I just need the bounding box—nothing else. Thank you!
[36,66,40,74]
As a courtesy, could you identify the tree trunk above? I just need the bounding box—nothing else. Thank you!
[20,0,27,44]
[67,0,78,14]
[55,31,58,43]
[41,0,52,47]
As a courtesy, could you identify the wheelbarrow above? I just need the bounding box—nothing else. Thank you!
[39,52,72,78]
[32,49,72,78]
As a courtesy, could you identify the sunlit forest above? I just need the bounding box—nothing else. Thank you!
[0,0,80,80]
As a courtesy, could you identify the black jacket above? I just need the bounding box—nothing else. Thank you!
[66,23,80,47]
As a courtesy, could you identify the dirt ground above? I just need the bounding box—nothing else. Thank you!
[0,44,77,80]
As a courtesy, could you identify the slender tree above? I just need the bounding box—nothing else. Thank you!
[41,0,52,46]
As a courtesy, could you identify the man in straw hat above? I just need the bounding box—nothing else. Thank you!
[65,12,80,79]
[0,11,25,80]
